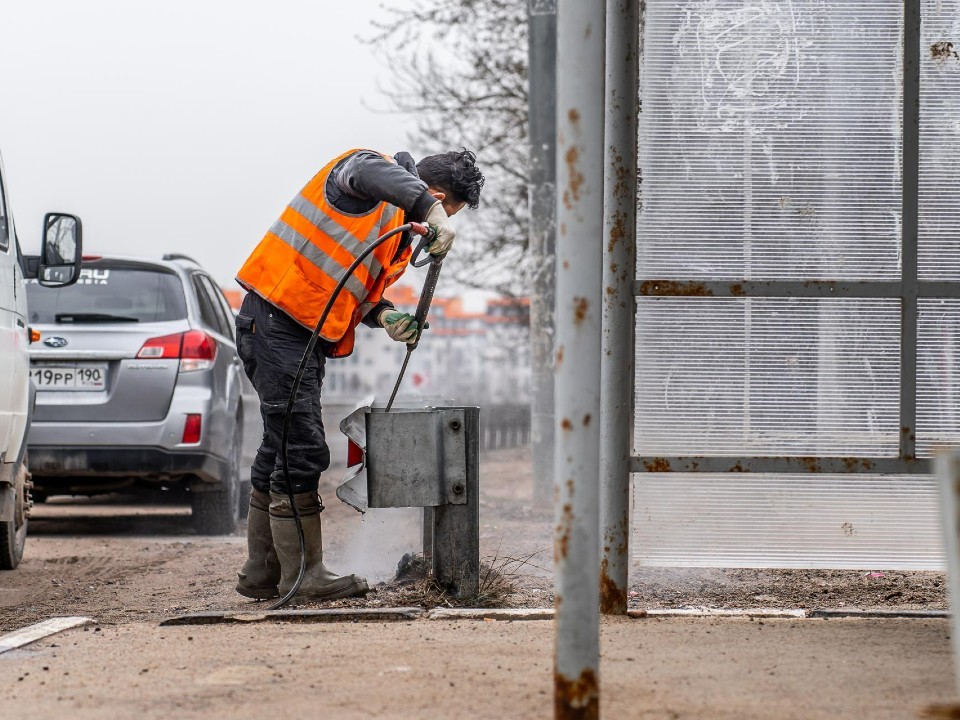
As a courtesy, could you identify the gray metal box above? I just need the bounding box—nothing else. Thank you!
[365,407,470,508]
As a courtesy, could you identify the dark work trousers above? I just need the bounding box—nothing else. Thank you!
[235,292,331,495]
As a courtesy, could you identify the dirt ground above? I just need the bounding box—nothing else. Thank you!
[0,617,955,720]
[0,446,947,633]
[0,447,956,718]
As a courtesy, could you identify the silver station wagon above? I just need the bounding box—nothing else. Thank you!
[24,254,256,534]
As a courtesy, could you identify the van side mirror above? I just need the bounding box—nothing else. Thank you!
[39,213,82,288]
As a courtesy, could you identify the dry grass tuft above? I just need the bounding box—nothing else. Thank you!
[375,547,549,609]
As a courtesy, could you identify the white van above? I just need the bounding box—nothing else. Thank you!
[0,150,82,568]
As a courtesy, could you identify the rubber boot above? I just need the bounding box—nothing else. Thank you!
[269,491,369,602]
[236,489,281,599]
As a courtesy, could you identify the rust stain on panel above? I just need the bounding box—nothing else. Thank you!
[643,458,671,473]
[798,457,822,473]
[561,418,574,431]
[639,280,714,296]
[842,457,876,472]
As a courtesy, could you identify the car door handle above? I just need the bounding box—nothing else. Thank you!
[16,318,25,328]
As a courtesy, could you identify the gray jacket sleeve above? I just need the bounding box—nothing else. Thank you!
[336,150,438,220]
[336,150,426,329]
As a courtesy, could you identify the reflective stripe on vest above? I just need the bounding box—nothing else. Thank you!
[235,149,409,354]
[265,218,370,304]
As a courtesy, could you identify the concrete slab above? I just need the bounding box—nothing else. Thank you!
[808,608,950,619]
[159,607,423,626]
[642,607,809,619]
[427,608,555,621]
[0,617,95,654]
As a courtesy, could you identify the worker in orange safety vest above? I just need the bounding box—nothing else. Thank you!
[233,148,484,602]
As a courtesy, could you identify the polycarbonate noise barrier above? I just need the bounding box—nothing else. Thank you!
[918,0,960,280]
[631,473,944,570]
[637,0,904,282]
[635,298,902,457]
[918,299,960,456]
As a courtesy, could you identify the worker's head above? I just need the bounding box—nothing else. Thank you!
[417,149,484,217]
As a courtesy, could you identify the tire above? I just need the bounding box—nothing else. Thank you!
[0,461,29,570]
[191,417,243,536]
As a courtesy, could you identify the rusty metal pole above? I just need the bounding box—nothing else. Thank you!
[528,0,558,506]
[599,0,639,617]
[939,449,960,693]
[554,0,605,716]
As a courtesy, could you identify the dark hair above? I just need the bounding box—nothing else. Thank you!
[417,149,484,210]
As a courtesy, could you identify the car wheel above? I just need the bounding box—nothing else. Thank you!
[0,461,29,570]
[191,417,243,536]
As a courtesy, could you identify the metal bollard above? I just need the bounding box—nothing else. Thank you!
[338,405,480,597]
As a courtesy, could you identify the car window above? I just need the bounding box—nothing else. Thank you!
[192,275,225,335]
[208,279,238,329]
[199,276,234,339]
[0,173,9,252]
[25,266,188,323]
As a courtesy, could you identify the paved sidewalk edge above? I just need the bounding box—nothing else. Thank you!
[159,608,424,626]
[807,608,949,619]
[159,606,951,626]
[635,608,807,618]
[0,617,96,654]
[632,608,949,619]
[427,608,555,621]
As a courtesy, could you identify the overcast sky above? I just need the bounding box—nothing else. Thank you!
[0,0,427,286]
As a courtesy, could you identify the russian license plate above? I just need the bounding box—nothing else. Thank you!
[30,364,107,391]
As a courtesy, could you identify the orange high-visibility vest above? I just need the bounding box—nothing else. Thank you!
[236,149,411,357]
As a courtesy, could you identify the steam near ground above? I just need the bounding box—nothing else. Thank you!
[333,507,422,583]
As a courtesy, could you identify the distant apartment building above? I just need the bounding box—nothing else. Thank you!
[222,284,531,406]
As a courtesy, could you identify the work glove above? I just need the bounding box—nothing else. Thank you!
[425,201,456,257]
[379,310,419,344]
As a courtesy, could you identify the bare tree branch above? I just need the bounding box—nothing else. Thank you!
[367,0,531,295]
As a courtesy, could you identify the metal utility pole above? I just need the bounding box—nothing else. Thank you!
[599,0,639,616]
[937,450,960,696]
[528,0,558,505]
[554,0,605,716]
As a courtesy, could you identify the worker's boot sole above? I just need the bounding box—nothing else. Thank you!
[235,581,280,600]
